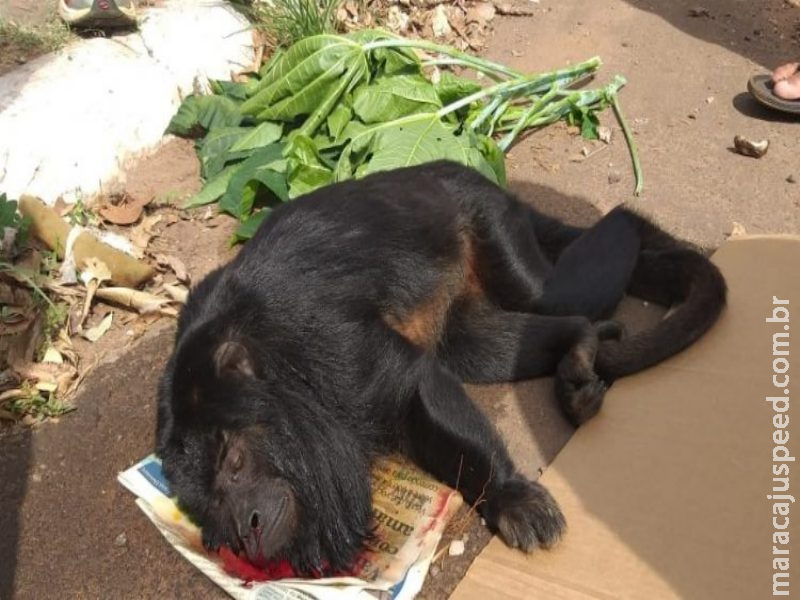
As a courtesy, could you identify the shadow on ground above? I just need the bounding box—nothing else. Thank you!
[0,327,223,599]
[0,425,31,599]
[620,0,800,70]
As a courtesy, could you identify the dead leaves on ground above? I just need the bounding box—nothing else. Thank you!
[0,199,195,423]
[339,0,538,52]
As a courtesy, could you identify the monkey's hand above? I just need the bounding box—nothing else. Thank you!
[483,476,566,551]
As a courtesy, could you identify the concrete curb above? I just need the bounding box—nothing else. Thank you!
[0,0,255,205]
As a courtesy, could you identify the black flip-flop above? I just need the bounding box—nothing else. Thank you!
[748,74,800,115]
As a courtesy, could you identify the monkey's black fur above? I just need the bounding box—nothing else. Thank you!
[156,161,726,574]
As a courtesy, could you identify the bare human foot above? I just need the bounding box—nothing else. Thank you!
[772,62,800,100]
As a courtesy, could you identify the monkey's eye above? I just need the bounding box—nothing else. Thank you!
[228,447,244,473]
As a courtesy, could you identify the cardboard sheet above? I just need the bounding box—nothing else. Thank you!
[452,236,800,599]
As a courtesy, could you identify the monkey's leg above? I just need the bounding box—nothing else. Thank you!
[439,302,618,425]
[401,350,565,551]
[532,207,646,320]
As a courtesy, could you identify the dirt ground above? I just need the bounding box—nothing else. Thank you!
[1,0,799,598]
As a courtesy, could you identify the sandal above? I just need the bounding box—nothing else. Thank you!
[748,73,800,115]
[58,0,137,30]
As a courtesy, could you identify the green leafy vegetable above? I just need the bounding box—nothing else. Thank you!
[234,209,271,242]
[286,134,334,198]
[335,114,499,184]
[352,75,441,124]
[0,194,30,255]
[166,95,242,137]
[198,126,253,178]
[168,31,641,242]
[184,164,241,208]
[219,143,288,218]
[229,122,284,152]
[434,71,483,106]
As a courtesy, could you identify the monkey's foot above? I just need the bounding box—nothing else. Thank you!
[484,477,565,551]
[555,327,608,426]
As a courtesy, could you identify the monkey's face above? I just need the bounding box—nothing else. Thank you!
[157,341,374,574]
[161,424,300,565]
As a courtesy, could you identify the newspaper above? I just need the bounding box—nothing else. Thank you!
[118,454,462,600]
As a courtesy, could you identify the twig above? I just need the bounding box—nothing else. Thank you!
[493,3,536,16]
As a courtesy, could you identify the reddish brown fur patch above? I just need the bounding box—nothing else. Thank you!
[383,231,484,349]
[459,232,483,299]
[384,285,451,349]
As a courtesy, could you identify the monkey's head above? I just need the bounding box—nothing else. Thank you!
[155,328,374,574]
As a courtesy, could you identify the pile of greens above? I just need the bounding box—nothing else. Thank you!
[167,30,640,241]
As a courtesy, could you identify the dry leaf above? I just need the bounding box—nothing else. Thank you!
[80,257,112,285]
[129,213,163,258]
[82,312,113,343]
[35,380,58,393]
[42,347,64,364]
[155,254,190,285]
[431,5,452,37]
[98,193,151,225]
[387,5,411,32]
[95,287,175,315]
[163,283,189,304]
[466,2,495,24]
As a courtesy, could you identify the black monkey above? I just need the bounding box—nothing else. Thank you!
[156,161,726,574]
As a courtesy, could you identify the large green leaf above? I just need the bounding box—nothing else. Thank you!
[218,144,287,218]
[253,47,367,124]
[435,72,482,107]
[210,79,251,101]
[184,163,241,208]
[253,35,351,92]
[241,36,359,117]
[336,114,498,184]
[334,120,369,145]
[326,104,352,141]
[472,134,506,186]
[234,209,270,242]
[197,126,251,179]
[350,30,421,76]
[229,121,283,152]
[352,75,441,124]
[285,135,334,198]
[166,95,242,137]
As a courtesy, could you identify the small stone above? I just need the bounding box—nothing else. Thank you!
[449,539,465,556]
[728,221,747,237]
[608,171,622,184]
[31,473,42,483]
[733,135,769,158]
[787,175,797,184]
[430,564,441,577]
[114,532,128,547]
[706,96,715,104]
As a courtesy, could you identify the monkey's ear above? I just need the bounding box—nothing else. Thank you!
[213,341,255,379]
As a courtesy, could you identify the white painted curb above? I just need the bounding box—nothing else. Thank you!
[0,0,255,205]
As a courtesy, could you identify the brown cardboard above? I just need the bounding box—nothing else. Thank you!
[452,236,800,600]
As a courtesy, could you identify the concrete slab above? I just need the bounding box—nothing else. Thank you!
[0,0,254,204]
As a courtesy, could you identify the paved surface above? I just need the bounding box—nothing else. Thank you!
[1,0,799,598]
[0,0,254,204]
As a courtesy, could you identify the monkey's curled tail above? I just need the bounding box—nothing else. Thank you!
[595,242,727,382]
